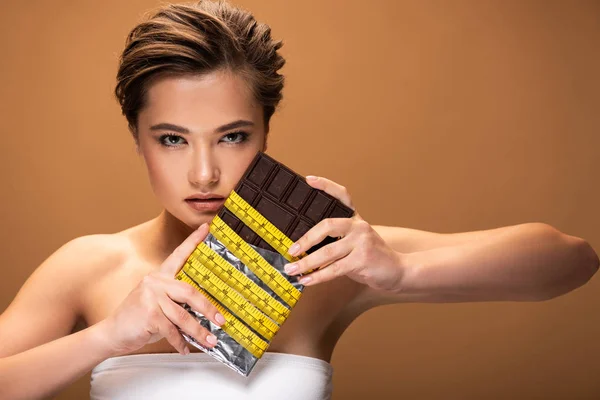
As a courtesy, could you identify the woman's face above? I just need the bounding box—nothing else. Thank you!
[136,70,267,229]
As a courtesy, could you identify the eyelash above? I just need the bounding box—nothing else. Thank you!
[158,131,250,148]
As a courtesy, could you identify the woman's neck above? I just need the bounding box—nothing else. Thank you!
[143,210,197,265]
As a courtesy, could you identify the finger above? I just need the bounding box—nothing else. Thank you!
[160,223,210,276]
[158,275,226,328]
[158,295,218,349]
[285,240,351,276]
[288,218,353,257]
[305,176,354,209]
[153,311,191,355]
[297,258,349,286]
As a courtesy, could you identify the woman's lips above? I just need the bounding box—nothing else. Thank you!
[185,198,225,212]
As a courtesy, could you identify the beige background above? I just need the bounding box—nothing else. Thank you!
[1,0,599,398]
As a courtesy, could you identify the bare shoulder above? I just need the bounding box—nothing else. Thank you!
[56,233,132,272]
[53,231,142,318]
[13,232,132,308]
[0,231,134,357]
[40,233,134,289]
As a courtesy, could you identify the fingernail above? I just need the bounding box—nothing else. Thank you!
[299,276,312,285]
[288,243,300,256]
[285,263,298,275]
[306,175,318,181]
[207,334,218,345]
[215,313,226,326]
[183,347,190,355]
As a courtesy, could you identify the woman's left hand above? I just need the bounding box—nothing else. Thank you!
[284,175,404,292]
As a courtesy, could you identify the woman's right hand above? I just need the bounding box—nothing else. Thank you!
[98,223,225,356]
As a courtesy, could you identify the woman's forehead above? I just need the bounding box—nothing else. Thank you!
[139,71,263,131]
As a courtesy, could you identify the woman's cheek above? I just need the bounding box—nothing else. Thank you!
[145,157,176,198]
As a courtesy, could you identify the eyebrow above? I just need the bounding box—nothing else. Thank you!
[149,120,255,134]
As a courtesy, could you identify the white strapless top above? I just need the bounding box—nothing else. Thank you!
[90,352,333,399]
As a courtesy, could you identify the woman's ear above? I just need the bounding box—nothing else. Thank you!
[263,126,269,152]
[132,129,141,155]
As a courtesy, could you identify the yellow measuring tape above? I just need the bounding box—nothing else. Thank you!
[176,272,268,358]
[189,239,290,323]
[210,216,301,307]
[177,189,308,358]
[225,191,304,264]
[185,248,279,341]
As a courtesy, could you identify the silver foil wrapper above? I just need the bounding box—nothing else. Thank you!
[180,233,304,376]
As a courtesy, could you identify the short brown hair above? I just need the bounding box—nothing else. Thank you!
[114,1,285,137]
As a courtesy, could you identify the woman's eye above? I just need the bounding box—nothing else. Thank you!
[159,134,186,147]
[221,131,248,144]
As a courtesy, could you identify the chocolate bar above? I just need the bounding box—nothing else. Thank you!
[179,152,355,376]
[218,152,355,254]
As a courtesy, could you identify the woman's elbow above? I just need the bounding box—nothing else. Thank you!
[536,230,599,301]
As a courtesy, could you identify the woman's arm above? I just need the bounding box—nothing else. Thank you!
[281,175,598,308]
[0,236,120,400]
[365,223,599,305]
[0,226,224,400]
[373,224,518,253]
[0,321,118,400]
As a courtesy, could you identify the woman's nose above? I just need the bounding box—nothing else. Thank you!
[188,147,220,188]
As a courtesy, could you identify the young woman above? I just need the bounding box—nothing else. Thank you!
[0,1,597,399]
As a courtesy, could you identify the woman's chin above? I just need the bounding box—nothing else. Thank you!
[182,212,217,229]
[163,208,216,231]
